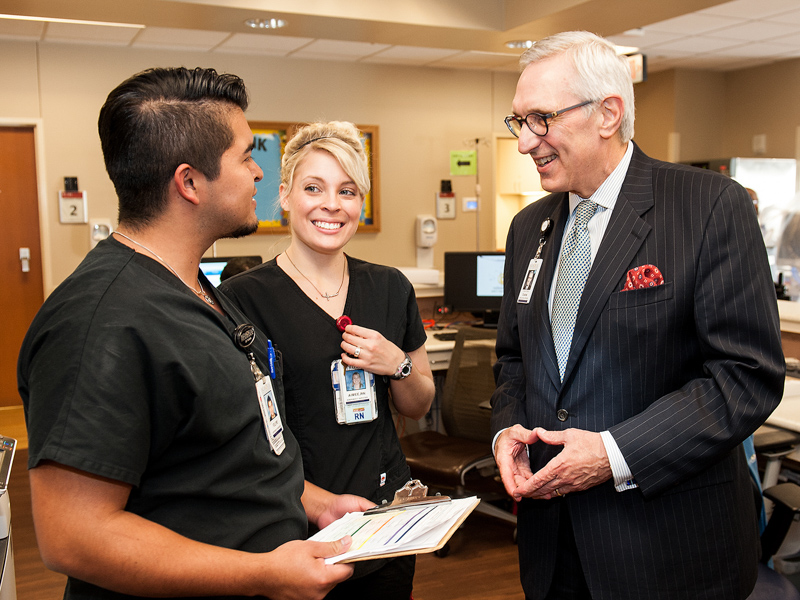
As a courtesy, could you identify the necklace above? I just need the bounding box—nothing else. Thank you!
[114,232,215,305]
[284,250,347,301]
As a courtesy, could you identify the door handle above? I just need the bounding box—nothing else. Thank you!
[19,247,30,273]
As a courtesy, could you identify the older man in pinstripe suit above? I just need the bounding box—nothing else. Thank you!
[492,31,785,600]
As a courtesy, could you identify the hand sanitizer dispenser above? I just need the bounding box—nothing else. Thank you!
[416,215,437,269]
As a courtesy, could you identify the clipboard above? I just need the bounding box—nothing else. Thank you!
[340,496,479,563]
[311,480,480,564]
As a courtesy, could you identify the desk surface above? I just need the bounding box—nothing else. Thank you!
[423,327,497,371]
[424,328,457,371]
[766,378,800,432]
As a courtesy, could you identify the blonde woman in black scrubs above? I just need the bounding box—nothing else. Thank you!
[221,121,436,600]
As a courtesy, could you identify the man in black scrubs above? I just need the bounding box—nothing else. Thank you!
[17,67,370,600]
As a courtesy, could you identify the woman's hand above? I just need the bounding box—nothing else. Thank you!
[340,324,405,377]
[341,325,435,420]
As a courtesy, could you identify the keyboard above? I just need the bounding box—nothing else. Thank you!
[433,331,457,341]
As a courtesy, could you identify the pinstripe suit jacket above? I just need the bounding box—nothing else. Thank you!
[491,144,785,600]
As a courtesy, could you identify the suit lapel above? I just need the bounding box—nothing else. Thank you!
[560,145,655,387]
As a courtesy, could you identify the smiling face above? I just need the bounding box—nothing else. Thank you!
[280,149,363,255]
[512,53,610,199]
[206,108,263,239]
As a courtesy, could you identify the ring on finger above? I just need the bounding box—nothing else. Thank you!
[554,488,563,497]
[353,346,361,358]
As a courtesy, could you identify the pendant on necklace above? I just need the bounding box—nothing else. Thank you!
[202,293,215,305]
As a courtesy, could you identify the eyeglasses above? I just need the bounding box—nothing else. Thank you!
[504,100,595,138]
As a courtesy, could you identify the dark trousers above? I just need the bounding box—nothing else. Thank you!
[538,501,592,600]
[324,554,415,600]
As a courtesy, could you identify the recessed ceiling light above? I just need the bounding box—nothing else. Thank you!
[505,40,534,49]
[244,18,287,30]
[0,13,145,28]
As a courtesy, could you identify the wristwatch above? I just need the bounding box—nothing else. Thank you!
[389,353,413,380]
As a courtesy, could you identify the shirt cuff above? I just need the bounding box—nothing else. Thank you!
[600,430,638,491]
[492,429,505,458]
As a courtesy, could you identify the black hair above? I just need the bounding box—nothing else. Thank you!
[98,67,249,228]
[219,256,262,281]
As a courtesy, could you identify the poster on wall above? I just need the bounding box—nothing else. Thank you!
[249,122,380,233]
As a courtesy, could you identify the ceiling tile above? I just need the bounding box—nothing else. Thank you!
[0,0,799,75]
[700,0,800,19]
[645,12,745,35]
[0,19,44,40]
[645,35,745,54]
[705,20,800,42]
[362,45,463,65]
[768,32,800,47]
[764,9,800,26]
[607,30,683,50]
[290,39,391,60]
[44,22,140,45]
[432,50,520,69]
[714,40,800,57]
[215,32,313,55]
[133,26,230,51]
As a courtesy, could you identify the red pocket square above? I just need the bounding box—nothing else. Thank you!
[621,265,664,291]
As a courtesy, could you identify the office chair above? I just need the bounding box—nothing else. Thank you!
[400,327,516,533]
[744,425,800,599]
[748,482,800,599]
[0,436,17,600]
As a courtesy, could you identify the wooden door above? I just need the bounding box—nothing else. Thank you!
[0,127,44,407]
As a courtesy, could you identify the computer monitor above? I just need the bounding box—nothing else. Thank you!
[200,256,262,287]
[444,251,505,327]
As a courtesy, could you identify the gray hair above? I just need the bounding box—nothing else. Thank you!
[519,31,635,143]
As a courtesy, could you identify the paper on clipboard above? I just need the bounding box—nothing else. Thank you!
[310,496,480,564]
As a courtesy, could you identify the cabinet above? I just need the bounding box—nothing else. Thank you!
[496,138,542,194]
[495,137,547,249]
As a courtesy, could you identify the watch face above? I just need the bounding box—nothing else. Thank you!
[391,355,412,379]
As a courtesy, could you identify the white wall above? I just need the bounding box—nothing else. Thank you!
[0,39,518,292]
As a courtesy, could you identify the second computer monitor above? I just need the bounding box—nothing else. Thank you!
[443,251,505,327]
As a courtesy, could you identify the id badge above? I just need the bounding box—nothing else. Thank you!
[330,359,378,425]
[517,258,542,304]
[256,376,285,455]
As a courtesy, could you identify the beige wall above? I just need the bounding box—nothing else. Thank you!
[674,69,726,162]
[631,70,676,161]
[635,57,800,165]
[0,39,518,293]
[11,35,800,296]
[723,58,800,159]
[633,68,726,163]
